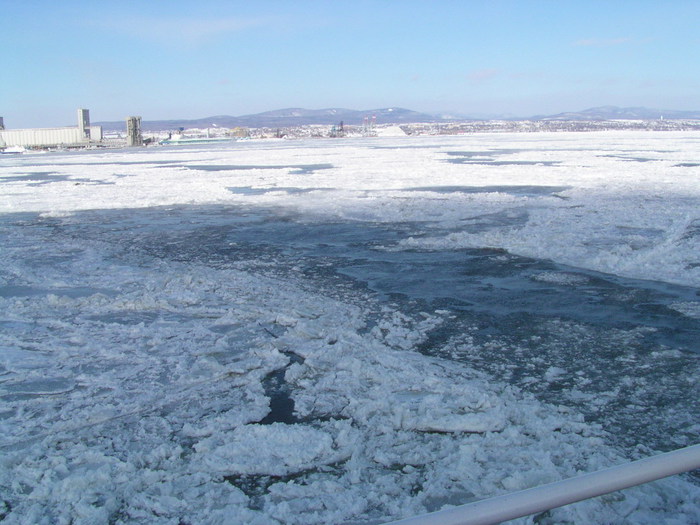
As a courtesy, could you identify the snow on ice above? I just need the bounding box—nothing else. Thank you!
[1,132,700,524]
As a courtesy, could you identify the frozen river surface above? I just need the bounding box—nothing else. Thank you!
[1,133,700,523]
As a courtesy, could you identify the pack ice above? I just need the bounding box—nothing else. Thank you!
[1,132,699,524]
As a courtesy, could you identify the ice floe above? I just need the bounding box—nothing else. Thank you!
[1,132,700,523]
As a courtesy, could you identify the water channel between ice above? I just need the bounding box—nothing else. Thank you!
[15,203,699,455]
[3,134,700,523]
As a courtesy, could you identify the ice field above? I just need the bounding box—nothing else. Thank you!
[1,132,700,523]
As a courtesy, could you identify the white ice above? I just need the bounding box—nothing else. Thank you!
[1,132,700,524]
[3,132,699,288]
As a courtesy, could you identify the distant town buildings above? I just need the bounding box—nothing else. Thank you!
[230,127,250,138]
[2,107,700,151]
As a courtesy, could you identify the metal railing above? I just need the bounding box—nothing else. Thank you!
[386,443,700,525]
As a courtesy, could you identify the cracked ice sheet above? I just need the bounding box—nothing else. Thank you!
[2,132,700,287]
[1,134,700,523]
[0,214,697,524]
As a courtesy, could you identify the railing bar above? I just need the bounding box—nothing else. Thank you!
[385,443,700,525]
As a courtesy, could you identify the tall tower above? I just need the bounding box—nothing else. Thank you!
[126,116,143,146]
[78,109,91,140]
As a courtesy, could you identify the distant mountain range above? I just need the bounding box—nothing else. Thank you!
[535,106,700,121]
[96,105,700,131]
[98,107,438,131]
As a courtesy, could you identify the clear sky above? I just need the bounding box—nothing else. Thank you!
[2,0,700,128]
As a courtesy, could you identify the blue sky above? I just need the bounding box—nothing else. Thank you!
[2,0,699,127]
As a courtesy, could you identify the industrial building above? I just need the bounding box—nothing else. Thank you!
[126,116,143,146]
[0,109,103,149]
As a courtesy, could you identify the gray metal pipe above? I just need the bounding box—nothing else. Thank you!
[386,443,700,525]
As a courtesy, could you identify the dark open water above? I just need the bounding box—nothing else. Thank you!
[13,203,698,458]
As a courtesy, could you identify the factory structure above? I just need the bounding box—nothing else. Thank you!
[0,109,103,149]
[125,116,143,147]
